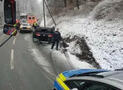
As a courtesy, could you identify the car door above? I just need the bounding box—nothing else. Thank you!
[65,80,121,90]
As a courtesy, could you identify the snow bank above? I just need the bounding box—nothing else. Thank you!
[39,0,123,70]
[50,0,123,70]
[51,50,94,71]
[55,16,123,70]
[68,40,81,55]
[67,52,94,69]
[90,0,123,20]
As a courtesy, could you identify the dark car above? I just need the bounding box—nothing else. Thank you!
[53,69,123,90]
[32,27,55,43]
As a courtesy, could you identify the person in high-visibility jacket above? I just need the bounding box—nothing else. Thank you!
[33,22,39,30]
[15,19,20,30]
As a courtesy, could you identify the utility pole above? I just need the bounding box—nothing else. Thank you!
[44,0,56,26]
[16,0,20,19]
[43,0,46,27]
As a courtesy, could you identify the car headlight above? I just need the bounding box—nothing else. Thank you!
[27,26,31,29]
[20,26,23,29]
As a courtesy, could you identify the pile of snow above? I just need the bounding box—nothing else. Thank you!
[68,40,81,55]
[52,50,94,71]
[49,0,123,70]
[67,52,94,69]
[56,16,123,70]
[91,0,123,20]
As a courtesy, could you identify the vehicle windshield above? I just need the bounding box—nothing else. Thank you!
[22,23,29,26]
[0,0,123,90]
[20,16,27,20]
[21,19,27,23]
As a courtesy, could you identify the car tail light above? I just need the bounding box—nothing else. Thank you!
[36,33,40,36]
[48,34,53,37]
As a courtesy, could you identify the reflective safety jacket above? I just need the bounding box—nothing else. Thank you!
[33,23,38,26]
[3,24,17,36]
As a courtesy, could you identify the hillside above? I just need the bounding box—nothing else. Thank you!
[46,0,123,70]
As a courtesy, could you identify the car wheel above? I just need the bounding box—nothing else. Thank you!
[48,41,51,44]
[33,37,38,43]
[32,34,38,43]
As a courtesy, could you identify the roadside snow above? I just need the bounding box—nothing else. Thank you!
[67,52,94,69]
[52,50,94,70]
[55,16,123,70]
[47,0,123,70]
[39,0,123,70]
[68,40,81,55]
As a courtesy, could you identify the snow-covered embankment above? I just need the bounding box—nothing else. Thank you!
[48,0,123,70]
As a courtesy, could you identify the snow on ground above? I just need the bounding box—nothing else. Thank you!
[39,0,123,70]
[52,50,94,70]
[68,40,81,55]
[50,0,123,70]
[56,15,123,70]
[67,52,94,69]
[25,34,94,73]
[55,16,123,70]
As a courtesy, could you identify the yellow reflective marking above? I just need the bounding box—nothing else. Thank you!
[56,77,70,90]
[59,73,66,81]
[11,30,17,35]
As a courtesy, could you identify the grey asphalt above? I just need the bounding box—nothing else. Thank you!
[0,32,73,90]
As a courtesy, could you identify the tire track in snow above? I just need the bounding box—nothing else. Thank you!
[24,35,56,78]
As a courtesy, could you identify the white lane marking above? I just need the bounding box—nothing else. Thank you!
[17,32,19,37]
[10,49,14,70]
[13,38,16,45]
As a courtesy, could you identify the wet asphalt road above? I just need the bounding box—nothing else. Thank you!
[0,31,73,90]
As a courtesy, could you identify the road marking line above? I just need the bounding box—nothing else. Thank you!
[17,32,19,37]
[13,38,16,45]
[10,49,14,70]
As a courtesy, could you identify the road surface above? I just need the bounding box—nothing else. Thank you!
[0,31,73,90]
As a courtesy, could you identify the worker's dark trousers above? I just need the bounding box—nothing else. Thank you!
[51,41,59,50]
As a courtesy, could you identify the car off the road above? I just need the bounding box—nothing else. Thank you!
[53,69,123,90]
[33,27,55,44]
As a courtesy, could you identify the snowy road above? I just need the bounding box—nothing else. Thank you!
[0,28,94,90]
[0,33,54,90]
[0,32,75,90]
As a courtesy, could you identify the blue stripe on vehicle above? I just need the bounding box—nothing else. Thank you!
[62,69,109,78]
[54,80,63,90]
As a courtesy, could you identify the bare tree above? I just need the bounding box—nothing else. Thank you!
[76,0,80,9]
[64,0,67,7]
